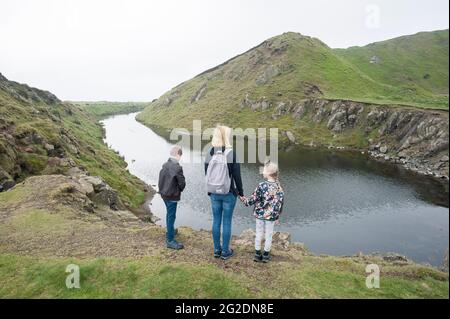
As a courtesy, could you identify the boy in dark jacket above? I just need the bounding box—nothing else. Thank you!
[158,146,186,250]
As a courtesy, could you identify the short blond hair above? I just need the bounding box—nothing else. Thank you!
[211,125,232,148]
[263,162,279,179]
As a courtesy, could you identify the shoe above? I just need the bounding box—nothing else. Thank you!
[221,249,234,260]
[166,240,184,250]
[214,250,222,258]
[262,251,270,263]
[253,250,262,262]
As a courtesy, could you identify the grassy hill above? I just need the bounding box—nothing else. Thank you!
[73,101,148,119]
[0,73,148,208]
[334,29,449,98]
[137,30,448,134]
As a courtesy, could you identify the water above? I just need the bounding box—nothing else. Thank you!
[102,112,449,266]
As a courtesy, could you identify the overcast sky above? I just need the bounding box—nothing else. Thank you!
[0,0,448,101]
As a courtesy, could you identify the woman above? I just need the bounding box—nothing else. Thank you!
[204,126,244,260]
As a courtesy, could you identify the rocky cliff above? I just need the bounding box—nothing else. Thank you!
[244,97,449,179]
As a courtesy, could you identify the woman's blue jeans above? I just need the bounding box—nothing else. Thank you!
[210,192,237,253]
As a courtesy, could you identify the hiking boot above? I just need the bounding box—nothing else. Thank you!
[221,249,234,260]
[214,250,222,258]
[166,240,184,250]
[262,251,271,263]
[254,250,263,262]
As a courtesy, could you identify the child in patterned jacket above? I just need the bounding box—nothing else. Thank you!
[243,162,284,263]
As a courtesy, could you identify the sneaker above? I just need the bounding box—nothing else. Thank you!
[214,250,222,258]
[253,250,263,262]
[221,249,234,260]
[262,251,271,263]
[166,240,184,250]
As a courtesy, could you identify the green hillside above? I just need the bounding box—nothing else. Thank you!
[137,30,448,132]
[334,29,449,100]
[0,73,147,207]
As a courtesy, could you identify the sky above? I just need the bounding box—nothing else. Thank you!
[0,0,448,101]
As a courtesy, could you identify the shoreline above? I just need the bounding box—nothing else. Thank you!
[135,114,449,183]
[101,112,448,268]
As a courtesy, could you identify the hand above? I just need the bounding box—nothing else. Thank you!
[275,220,281,226]
[239,196,246,203]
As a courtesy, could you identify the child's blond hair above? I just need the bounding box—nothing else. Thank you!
[263,162,283,191]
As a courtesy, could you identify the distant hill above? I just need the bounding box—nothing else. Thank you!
[137,30,448,133]
[334,29,449,99]
[73,101,149,119]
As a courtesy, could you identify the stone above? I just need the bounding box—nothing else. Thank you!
[234,229,255,247]
[82,176,105,191]
[327,110,345,129]
[44,143,54,151]
[348,114,357,124]
[59,158,76,168]
[397,151,408,159]
[0,168,15,192]
[370,55,381,64]
[190,83,207,103]
[90,186,125,211]
[382,253,408,263]
[292,104,306,119]
[67,144,79,154]
[331,122,343,133]
[256,65,280,85]
[261,100,270,110]
[47,145,65,158]
[77,178,95,195]
[272,231,291,250]
[161,90,180,107]
[67,167,86,177]
[379,146,388,154]
[285,131,296,144]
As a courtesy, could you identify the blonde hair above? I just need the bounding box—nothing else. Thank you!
[263,162,283,191]
[211,125,232,148]
[263,162,279,179]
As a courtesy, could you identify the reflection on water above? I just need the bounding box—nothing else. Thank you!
[102,113,449,266]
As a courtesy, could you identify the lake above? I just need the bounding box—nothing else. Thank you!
[102,112,449,266]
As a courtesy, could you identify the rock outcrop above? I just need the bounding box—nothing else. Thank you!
[242,97,450,179]
[66,167,126,211]
[235,228,305,253]
[190,83,208,103]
